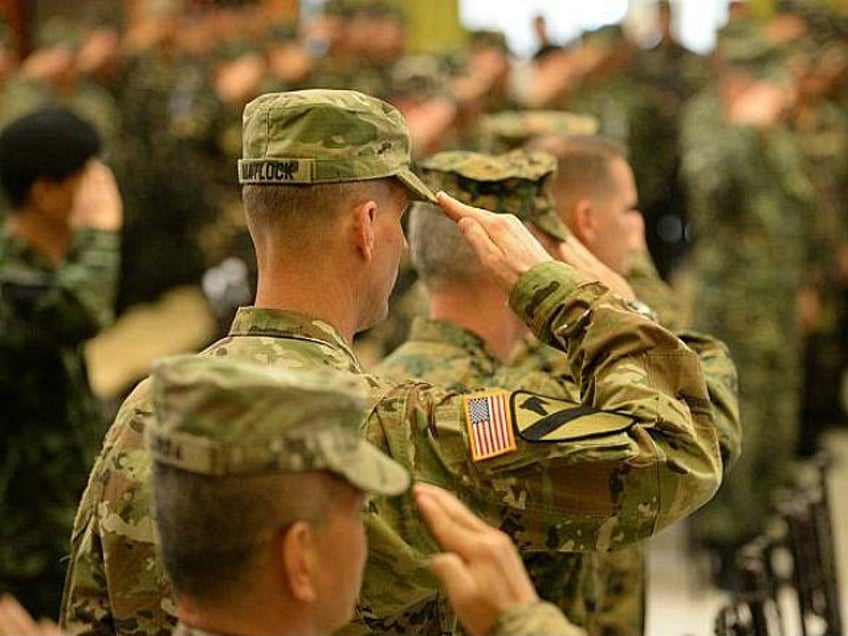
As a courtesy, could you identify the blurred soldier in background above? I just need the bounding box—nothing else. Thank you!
[0,108,122,619]
[680,18,814,588]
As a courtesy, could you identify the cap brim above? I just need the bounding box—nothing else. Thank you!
[331,437,411,497]
[396,167,438,204]
[534,211,571,242]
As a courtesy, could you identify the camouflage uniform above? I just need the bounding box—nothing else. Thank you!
[152,355,581,636]
[0,226,120,618]
[381,152,738,635]
[61,89,722,636]
[460,111,738,632]
[680,32,813,554]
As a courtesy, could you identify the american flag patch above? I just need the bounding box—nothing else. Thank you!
[463,391,517,461]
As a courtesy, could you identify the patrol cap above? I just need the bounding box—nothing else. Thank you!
[478,110,600,153]
[238,89,436,203]
[418,149,569,241]
[145,355,410,496]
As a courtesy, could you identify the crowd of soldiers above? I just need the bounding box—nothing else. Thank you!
[1,0,848,634]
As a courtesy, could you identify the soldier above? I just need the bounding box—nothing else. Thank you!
[147,355,584,636]
[519,133,742,634]
[0,108,122,619]
[380,146,740,635]
[61,89,721,636]
[680,22,813,587]
[374,149,604,633]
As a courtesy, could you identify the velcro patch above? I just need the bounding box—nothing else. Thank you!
[510,391,634,442]
[462,391,517,461]
[238,158,315,184]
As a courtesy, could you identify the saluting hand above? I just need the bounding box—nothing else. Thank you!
[436,191,553,292]
[413,482,540,636]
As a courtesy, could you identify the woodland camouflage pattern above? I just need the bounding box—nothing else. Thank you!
[61,262,722,636]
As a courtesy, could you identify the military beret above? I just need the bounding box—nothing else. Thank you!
[239,89,436,203]
[145,355,410,496]
[418,149,569,240]
[0,107,101,204]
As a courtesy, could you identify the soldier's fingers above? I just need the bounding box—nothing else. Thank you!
[457,217,503,264]
[414,483,491,537]
[428,554,477,608]
[436,191,493,224]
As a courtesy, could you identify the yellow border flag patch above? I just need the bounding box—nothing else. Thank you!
[463,391,518,462]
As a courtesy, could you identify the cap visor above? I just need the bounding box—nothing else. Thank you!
[535,212,571,242]
[335,439,411,497]
[396,167,438,204]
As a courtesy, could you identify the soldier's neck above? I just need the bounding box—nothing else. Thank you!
[428,282,525,363]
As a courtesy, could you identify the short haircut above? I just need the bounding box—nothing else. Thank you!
[153,463,348,603]
[0,107,101,208]
[525,134,626,209]
[242,177,404,252]
[408,201,482,290]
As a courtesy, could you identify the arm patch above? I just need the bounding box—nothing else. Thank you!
[510,391,635,442]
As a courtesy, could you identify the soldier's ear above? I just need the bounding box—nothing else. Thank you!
[571,198,596,245]
[351,200,378,262]
[279,521,320,603]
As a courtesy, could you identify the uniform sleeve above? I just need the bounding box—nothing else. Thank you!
[0,228,120,347]
[365,262,722,557]
[61,380,175,636]
[488,601,586,636]
[676,330,741,473]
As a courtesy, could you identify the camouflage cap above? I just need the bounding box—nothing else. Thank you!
[238,89,436,203]
[477,110,600,153]
[418,149,569,240]
[145,355,410,496]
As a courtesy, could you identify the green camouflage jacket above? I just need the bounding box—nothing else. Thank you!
[61,261,721,636]
[509,259,741,635]
[0,227,119,617]
[376,317,593,631]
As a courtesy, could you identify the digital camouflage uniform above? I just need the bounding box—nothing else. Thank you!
[0,226,120,619]
[61,89,722,636]
[680,32,813,553]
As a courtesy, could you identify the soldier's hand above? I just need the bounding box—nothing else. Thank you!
[71,160,123,232]
[436,191,553,292]
[0,595,63,635]
[413,482,539,636]
[727,81,791,129]
[558,236,636,301]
